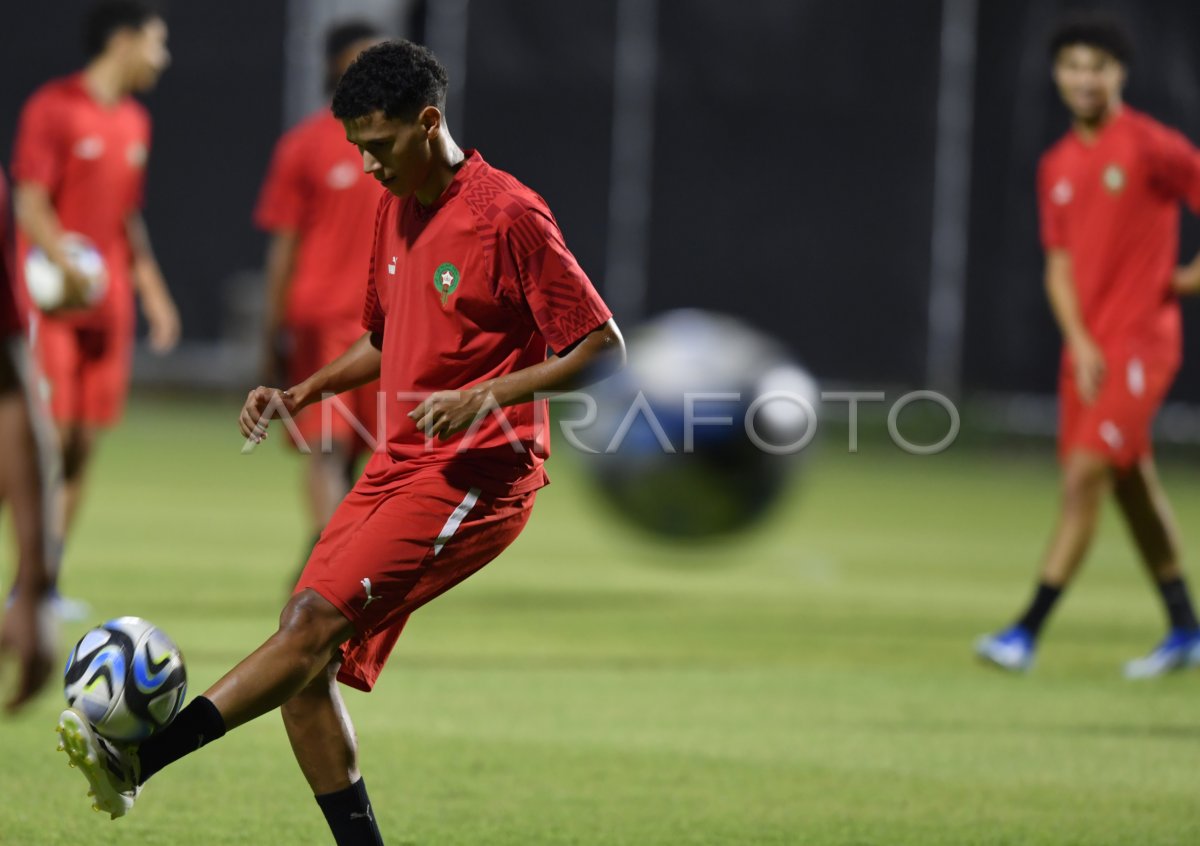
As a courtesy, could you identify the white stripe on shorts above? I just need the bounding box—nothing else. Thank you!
[433,487,481,556]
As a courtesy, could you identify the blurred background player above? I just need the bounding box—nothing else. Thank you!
[10,0,179,618]
[255,20,385,573]
[976,13,1200,678]
[0,167,59,714]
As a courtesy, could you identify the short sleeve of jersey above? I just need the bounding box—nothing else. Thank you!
[500,208,612,353]
[361,195,389,335]
[1144,123,1200,214]
[1036,155,1067,251]
[254,132,305,232]
[11,89,66,193]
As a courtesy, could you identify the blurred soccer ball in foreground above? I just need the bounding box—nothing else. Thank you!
[63,616,187,742]
[24,233,108,311]
[576,309,817,538]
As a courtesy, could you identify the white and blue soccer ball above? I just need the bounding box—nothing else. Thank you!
[63,617,187,742]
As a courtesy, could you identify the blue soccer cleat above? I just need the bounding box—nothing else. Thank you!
[975,625,1035,673]
[1123,629,1200,680]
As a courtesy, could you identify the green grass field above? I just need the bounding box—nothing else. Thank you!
[2,395,1200,845]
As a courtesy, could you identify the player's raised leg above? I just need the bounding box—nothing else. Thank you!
[57,587,355,815]
[976,449,1111,671]
[1114,457,1200,678]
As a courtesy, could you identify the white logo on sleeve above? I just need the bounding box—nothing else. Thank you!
[388,256,397,275]
[1051,178,1073,206]
[360,578,382,609]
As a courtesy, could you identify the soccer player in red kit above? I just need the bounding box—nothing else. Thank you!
[10,1,178,616]
[0,168,60,714]
[977,14,1200,677]
[255,21,385,562]
[57,40,625,843]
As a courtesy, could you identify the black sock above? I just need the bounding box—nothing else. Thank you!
[315,778,384,846]
[136,695,226,784]
[1016,582,1063,638]
[1157,577,1200,632]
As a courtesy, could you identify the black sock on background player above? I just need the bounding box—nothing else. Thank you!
[1157,577,1200,632]
[1015,582,1063,638]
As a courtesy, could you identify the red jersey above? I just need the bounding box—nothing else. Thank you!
[361,150,612,494]
[0,169,21,337]
[1038,107,1200,358]
[255,110,383,327]
[10,73,150,328]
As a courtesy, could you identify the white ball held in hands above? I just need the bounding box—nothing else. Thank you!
[24,233,108,311]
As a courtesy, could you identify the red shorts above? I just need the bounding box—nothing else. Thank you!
[285,323,380,454]
[1059,348,1177,470]
[294,470,536,691]
[32,314,132,427]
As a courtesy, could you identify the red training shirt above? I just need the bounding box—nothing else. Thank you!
[360,150,613,494]
[255,109,383,328]
[1038,106,1200,360]
[10,73,151,329]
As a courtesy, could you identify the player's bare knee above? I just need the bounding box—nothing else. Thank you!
[277,589,356,659]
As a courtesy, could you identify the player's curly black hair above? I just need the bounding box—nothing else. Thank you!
[1048,11,1133,66]
[331,40,448,122]
[83,0,162,60]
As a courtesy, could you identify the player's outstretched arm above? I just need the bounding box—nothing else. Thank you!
[239,331,383,442]
[410,319,626,439]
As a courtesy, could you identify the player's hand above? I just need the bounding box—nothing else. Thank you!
[408,388,492,440]
[1070,336,1106,405]
[239,386,298,443]
[0,591,56,715]
[1171,264,1200,297]
[42,263,99,315]
[142,290,181,354]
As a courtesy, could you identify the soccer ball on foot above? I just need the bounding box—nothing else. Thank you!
[63,617,187,742]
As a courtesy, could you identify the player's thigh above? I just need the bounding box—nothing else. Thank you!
[307,480,536,692]
[78,324,133,428]
[32,317,82,424]
[298,478,534,632]
[1073,353,1176,469]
